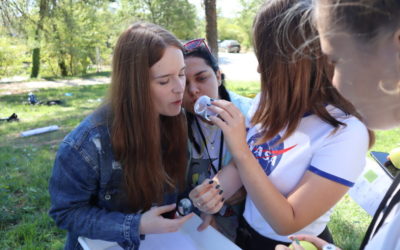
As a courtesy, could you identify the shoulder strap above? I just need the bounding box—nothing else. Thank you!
[360,173,400,249]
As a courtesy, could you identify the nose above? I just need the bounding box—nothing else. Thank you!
[186,81,199,96]
[172,76,185,94]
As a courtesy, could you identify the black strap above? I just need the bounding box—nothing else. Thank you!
[194,117,224,175]
[360,172,400,249]
[374,187,400,233]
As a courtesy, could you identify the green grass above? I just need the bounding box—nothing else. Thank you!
[0,80,399,249]
[226,80,260,98]
[0,84,109,249]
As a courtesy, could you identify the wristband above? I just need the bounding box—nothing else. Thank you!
[322,243,336,250]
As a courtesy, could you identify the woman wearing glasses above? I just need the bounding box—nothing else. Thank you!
[189,1,374,249]
[49,22,193,250]
[182,39,253,241]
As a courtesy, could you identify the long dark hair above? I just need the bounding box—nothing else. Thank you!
[110,22,188,212]
[184,45,230,153]
[252,0,374,146]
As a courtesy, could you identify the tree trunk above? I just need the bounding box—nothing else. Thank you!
[31,47,40,78]
[30,0,48,78]
[204,0,218,59]
[58,59,68,77]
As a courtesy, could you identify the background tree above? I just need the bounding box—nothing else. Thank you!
[134,0,199,39]
[204,0,218,58]
[0,0,201,79]
[31,0,48,78]
[236,0,264,49]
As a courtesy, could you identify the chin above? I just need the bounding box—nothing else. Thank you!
[163,109,181,117]
[364,116,400,130]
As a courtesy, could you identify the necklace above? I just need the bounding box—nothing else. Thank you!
[197,119,220,149]
[194,117,224,175]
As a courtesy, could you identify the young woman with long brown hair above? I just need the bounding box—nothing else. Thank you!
[189,0,374,249]
[49,22,193,250]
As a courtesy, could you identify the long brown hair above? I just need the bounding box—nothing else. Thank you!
[316,0,400,42]
[252,0,374,146]
[110,22,187,212]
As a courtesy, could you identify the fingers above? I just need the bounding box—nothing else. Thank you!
[154,203,177,215]
[289,241,305,250]
[175,212,195,224]
[197,213,213,231]
[197,185,223,206]
[275,245,291,250]
[189,179,222,204]
[189,179,214,200]
[197,196,224,214]
[288,235,328,248]
[165,212,194,233]
[140,205,193,234]
[207,100,245,132]
[190,180,224,213]
[210,99,241,117]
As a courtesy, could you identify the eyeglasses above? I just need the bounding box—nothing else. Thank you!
[183,38,211,54]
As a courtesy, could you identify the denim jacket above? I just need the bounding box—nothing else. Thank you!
[49,107,179,250]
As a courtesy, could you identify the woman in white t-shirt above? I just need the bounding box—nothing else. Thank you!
[276,0,400,249]
[189,0,374,249]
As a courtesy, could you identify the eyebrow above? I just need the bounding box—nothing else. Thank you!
[194,70,208,76]
[154,66,186,79]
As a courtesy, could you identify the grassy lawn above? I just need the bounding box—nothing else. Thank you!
[0,79,398,249]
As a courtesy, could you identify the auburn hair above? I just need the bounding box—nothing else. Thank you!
[252,0,374,147]
[110,22,187,212]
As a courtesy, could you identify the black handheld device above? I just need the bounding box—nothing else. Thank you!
[370,151,400,180]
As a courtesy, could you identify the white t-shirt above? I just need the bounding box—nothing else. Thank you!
[243,95,369,242]
[190,119,226,182]
[365,185,400,250]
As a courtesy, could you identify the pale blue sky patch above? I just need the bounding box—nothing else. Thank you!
[188,0,242,18]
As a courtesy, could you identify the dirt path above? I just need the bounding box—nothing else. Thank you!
[0,77,110,96]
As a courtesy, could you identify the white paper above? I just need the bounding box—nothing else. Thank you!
[20,125,59,137]
[349,158,392,215]
[78,214,241,250]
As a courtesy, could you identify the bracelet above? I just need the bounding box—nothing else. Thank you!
[322,243,336,250]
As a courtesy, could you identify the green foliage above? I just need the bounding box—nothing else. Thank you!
[234,0,264,49]
[43,0,114,76]
[0,0,199,79]
[118,0,200,40]
[0,34,30,78]
[218,18,246,43]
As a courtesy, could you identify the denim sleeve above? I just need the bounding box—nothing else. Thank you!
[49,142,142,250]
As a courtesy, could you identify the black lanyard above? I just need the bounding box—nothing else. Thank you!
[194,117,224,175]
[360,172,400,249]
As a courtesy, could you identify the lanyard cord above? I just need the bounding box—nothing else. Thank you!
[360,172,400,249]
[194,117,224,175]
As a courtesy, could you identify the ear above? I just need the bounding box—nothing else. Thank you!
[216,70,222,86]
[394,29,400,73]
[394,29,400,50]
